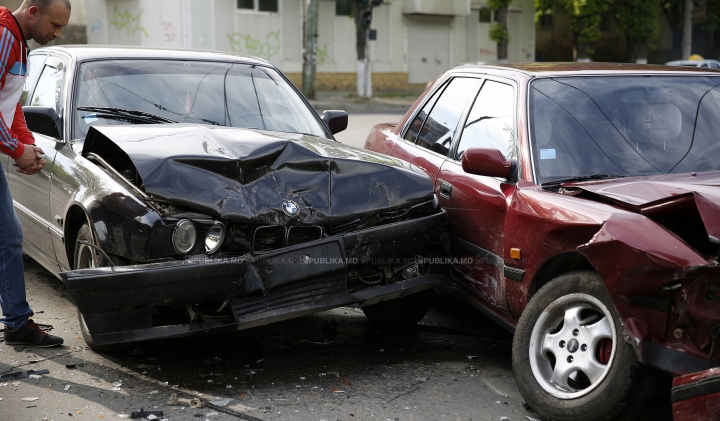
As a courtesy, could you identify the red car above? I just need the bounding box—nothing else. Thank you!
[364,63,720,421]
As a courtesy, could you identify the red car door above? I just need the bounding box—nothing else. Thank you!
[389,77,483,193]
[437,79,518,323]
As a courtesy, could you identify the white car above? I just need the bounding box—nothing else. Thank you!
[666,59,720,69]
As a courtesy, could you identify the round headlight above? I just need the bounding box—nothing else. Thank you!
[205,222,226,254]
[172,219,197,255]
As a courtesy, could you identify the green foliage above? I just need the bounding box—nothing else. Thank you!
[567,0,612,43]
[490,22,510,42]
[615,0,660,41]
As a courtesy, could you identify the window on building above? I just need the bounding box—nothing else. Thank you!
[336,0,352,16]
[259,0,278,12]
[479,7,492,23]
[237,0,254,9]
[237,0,278,13]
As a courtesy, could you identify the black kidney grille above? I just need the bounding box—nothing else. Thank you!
[253,226,285,251]
[287,226,322,246]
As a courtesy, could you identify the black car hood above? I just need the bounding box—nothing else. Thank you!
[83,124,434,226]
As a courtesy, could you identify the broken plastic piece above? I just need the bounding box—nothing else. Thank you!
[64,385,71,391]
[209,398,233,406]
[21,397,39,401]
[130,409,163,419]
[28,374,42,379]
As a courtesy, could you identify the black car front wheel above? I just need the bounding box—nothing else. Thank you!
[512,271,657,421]
[74,222,131,353]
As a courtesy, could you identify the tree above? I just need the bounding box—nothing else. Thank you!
[489,0,511,62]
[614,0,660,63]
[536,0,612,61]
[302,0,320,99]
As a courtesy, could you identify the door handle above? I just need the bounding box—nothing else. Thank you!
[439,181,452,199]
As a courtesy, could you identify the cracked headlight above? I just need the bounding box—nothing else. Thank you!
[172,219,198,255]
[205,222,226,254]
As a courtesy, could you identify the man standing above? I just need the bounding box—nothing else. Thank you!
[0,0,71,347]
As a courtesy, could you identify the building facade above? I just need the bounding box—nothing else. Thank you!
[80,0,535,89]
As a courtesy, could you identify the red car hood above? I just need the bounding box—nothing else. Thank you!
[566,171,720,242]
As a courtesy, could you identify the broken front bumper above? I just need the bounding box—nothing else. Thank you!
[61,211,448,346]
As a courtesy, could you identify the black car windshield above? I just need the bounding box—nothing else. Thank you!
[72,59,328,139]
[530,76,720,185]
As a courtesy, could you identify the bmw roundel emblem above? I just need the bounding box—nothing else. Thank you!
[282,199,299,216]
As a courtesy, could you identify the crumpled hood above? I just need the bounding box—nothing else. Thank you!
[566,171,720,241]
[83,124,435,226]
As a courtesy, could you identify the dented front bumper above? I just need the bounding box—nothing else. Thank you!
[61,211,448,346]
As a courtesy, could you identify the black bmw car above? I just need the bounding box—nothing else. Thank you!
[18,46,447,352]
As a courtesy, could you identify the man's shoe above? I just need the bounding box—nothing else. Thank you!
[4,320,64,347]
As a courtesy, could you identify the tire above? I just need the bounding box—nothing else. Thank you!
[362,289,433,329]
[74,223,131,353]
[512,271,657,421]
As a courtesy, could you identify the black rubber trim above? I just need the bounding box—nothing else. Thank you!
[504,266,525,282]
[450,235,524,282]
[671,375,720,403]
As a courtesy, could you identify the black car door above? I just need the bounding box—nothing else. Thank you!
[12,55,63,269]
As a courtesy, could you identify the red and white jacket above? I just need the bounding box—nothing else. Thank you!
[0,6,34,160]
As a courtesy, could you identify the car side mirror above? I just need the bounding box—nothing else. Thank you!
[23,106,62,140]
[462,147,516,179]
[321,110,348,135]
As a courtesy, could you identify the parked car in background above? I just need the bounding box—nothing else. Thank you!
[666,58,720,69]
[364,62,720,421]
[18,46,448,352]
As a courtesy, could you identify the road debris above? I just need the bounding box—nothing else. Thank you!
[415,377,428,382]
[28,374,43,379]
[21,397,39,401]
[526,417,542,421]
[64,384,71,391]
[0,369,50,381]
[129,409,163,419]
[167,393,204,408]
[210,398,233,406]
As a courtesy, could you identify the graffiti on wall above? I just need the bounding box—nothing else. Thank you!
[90,19,103,38]
[110,5,148,38]
[163,21,178,43]
[227,30,281,59]
[316,45,328,65]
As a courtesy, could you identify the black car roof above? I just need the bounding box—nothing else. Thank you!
[32,45,271,67]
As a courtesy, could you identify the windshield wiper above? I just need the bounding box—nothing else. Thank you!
[541,174,626,189]
[77,107,178,124]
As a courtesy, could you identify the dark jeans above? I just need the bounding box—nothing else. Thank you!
[0,162,33,329]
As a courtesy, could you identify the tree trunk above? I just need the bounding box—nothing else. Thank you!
[574,19,591,61]
[302,0,319,99]
[626,36,649,63]
[351,1,372,98]
[682,0,693,59]
[351,2,366,61]
[496,5,509,62]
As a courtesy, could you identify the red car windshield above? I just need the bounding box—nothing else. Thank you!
[529,76,720,184]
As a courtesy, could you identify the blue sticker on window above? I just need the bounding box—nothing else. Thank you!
[83,114,98,124]
[540,149,556,159]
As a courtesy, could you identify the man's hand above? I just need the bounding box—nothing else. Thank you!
[13,145,46,175]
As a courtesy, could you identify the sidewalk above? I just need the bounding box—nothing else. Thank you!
[307,90,425,113]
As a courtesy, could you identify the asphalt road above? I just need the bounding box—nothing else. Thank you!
[333,113,404,150]
[0,113,674,421]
